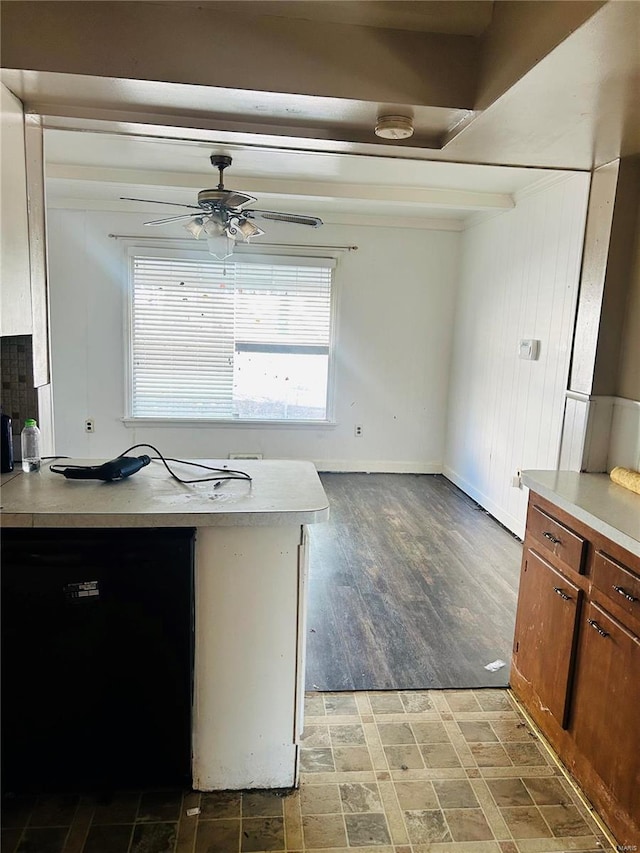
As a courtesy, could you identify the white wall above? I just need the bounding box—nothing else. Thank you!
[47,208,461,470]
[444,174,590,537]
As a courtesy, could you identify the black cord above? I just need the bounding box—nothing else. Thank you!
[49,445,252,486]
[118,444,252,485]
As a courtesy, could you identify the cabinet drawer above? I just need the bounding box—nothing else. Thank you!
[592,551,640,622]
[527,504,586,574]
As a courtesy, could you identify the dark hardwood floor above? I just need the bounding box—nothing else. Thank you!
[305,473,523,691]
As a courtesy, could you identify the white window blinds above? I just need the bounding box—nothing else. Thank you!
[235,263,331,350]
[130,254,333,420]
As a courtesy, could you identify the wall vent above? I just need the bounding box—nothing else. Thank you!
[228,453,263,460]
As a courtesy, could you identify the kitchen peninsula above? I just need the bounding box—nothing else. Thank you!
[0,458,329,792]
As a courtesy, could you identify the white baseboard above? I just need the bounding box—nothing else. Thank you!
[443,465,525,539]
[314,460,443,474]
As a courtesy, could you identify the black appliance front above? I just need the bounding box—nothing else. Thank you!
[1,527,195,794]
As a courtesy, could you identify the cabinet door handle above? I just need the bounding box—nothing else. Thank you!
[543,531,561,545]
[613,585,637,602]
[554,587,570,600]
[587,618,609,637]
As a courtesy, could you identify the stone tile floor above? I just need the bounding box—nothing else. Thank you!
[1,690,617,853]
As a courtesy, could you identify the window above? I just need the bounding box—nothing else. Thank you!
[129,251,334,421]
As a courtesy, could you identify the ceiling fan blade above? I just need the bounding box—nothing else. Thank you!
[144,213,204,226]
[246,210,323,228]
[121,196,203,210]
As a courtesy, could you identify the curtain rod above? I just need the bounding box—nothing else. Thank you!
[108,234,358,251]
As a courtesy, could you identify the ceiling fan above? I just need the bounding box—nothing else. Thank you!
[121,155,323,258]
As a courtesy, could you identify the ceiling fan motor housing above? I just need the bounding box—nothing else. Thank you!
[210,154,232,171]
[198,188,229,207]
[198,188,257,211]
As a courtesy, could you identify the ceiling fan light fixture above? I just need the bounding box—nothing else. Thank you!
[184,217,205,238]
[206,232,234,260]
[233,218,263,240]
[375,115,414,140]
[202,216,225,237]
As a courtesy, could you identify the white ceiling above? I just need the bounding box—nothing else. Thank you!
[44,128,564,225]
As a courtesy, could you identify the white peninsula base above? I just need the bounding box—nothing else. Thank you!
[194,524,308,790]
[1,459,327,791]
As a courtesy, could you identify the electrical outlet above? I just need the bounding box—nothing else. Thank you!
[511,469,522,488]
[354,425,363,437]
[85,419,95,433]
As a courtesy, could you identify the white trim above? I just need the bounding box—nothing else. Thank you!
[123,247,134,422]
[565,389,594,403]
[36,383,55,457]
[315,460,442,474]
[122,417,337,429]
[24,114,49,386]
[513,170,582,203]
[443,464,525,539]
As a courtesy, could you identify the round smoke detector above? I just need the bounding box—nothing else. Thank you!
[374,115,414,140]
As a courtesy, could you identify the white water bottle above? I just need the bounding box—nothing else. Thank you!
[21,418,41,472]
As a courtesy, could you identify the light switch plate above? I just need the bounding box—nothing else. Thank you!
[519,339,540,360]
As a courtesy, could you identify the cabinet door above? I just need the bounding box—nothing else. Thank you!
[0,83,32,337]
[571,602,640,824]
[513,549,582,727]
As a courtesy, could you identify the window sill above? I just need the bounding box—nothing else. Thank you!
[122,417,337,429]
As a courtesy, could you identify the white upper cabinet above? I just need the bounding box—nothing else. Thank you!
[1,83,32,336]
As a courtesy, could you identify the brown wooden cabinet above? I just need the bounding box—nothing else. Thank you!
[572,602,640,826]
[513,549,582,727]
[512,491,640,846]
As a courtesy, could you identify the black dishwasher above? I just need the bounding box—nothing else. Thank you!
[1,527,195,794]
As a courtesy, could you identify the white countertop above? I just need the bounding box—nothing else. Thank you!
[522,470,640,558]
[0,458,329,528]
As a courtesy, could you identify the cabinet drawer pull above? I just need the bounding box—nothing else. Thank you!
[543,531,561,545]
[587,618,609,637]
[554,587,571,600]
[613,585,637,602]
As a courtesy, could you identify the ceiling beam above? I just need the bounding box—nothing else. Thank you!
[46,164,515,211]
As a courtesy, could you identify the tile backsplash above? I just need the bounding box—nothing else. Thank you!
[1,335,39,446]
